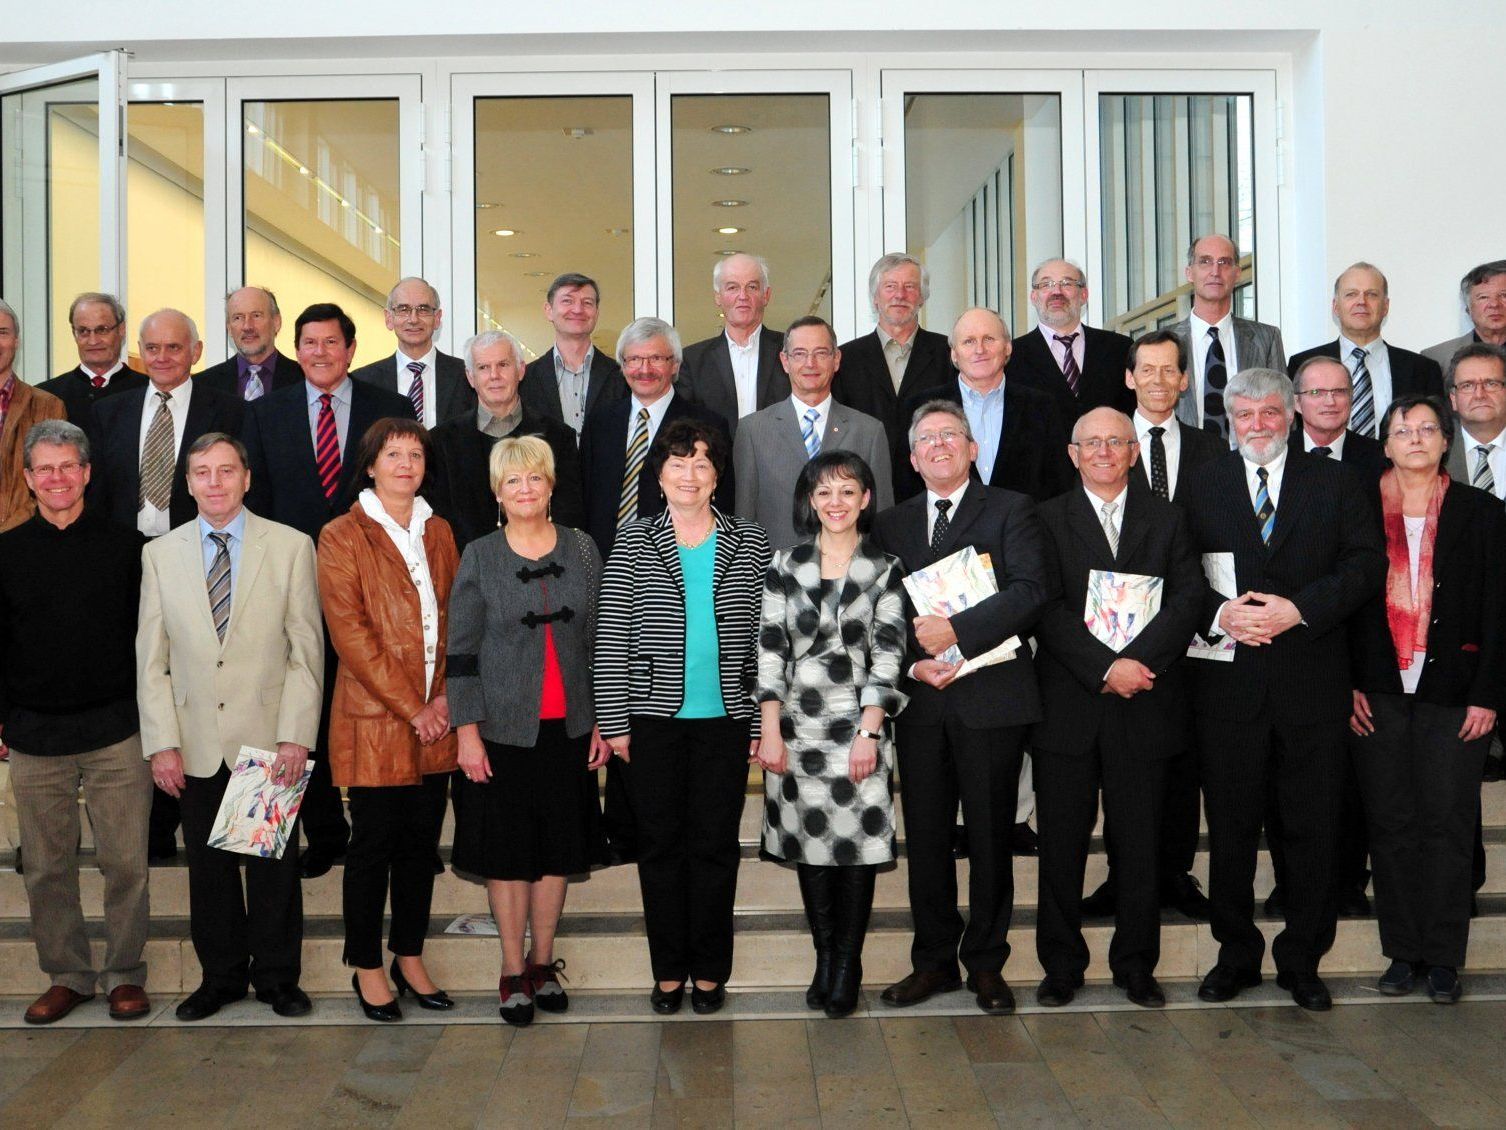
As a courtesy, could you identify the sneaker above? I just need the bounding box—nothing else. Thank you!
[1426,965,1461,1004]
[528,958,570,1013]
[499,972,535,1026]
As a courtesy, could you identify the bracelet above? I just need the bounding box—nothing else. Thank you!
[857,727,882,741]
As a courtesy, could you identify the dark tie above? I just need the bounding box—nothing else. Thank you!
[1312,446,1332,458]
[1349,347,1375,438]
[406,360,426,420]
[1204,328,1228,440]
[1254,466,1275,544]
[1054,333,1081,397]
[315,393,341,500]
[90,374,106,390]
[207,531,232,643]
[1148,425,1169,499]
[930,498,952,553]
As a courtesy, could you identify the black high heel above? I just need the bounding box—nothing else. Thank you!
[390,958,454,1010]
[352,971,402,1022]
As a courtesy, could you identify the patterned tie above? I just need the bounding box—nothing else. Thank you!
[1100,500,1119,557]
[1254,466,1275,544]
[243,365,264,401]
[1350,347,1375,438]
[617,407,650,528]
[315,393,342,500]
[406,360,426,420]
[930,498,952,553]
[1148,425,1169,499]
[1474,444,1497,498]
[90,374,106,390]
[1204,327,1229,440]
[207,531,232,643]
[801,407,822,458]
[139,391,175,511]
[1312,446,1332,458]
[1054,333,1081,397]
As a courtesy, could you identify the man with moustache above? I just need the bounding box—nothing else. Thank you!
[520,272,624,437]
[1006,259,1134,422]
[1425,261,1506,368]
[679,254,789,437]
[351,277,476,427]
[195,287,303,401]
[39,293,146,425]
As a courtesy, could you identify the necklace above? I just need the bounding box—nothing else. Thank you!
[819,536,856,570]
[675,521,714,549]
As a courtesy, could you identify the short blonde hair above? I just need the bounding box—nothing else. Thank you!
[488,434,555,495]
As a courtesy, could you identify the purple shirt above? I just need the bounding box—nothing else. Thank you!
[236,353,276,399]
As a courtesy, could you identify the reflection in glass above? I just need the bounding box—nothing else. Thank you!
[127,103,205,357]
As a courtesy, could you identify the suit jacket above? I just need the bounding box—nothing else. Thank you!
[88,383,245,533]
[424,408,585,552]
[0,381,67,532]
[1290,426,1388,482]
[1170,315,1287,431]
[871,484,1047,729]
[679,325,789,438]
[241,379,415,542]
[1422,331,1477,370]
[1287,339,1444,406]
[195,350,304,399]
[38,366,147,427]
[1182,449,1386,724]
[350,349,476,425]
[577,391,734,557]
[1006,325,1135,422]
[732,398,893,549]
[1131,418,1223,502]
[520,348,625,431]
[136,510,324,777]
[831,326,958,451]
[1031,484,1204,758]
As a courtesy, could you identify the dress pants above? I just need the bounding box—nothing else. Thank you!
[9,735,152,995]
[1265,749,1370,899]
[1353,694,1488,969]
[342,774,449,969]
[1199,712,1344,974]
[625,714,749,984]
[896,717,1026,976]
[1098,744,1200,897]
[301,633,351,857]
[179,762,303,992]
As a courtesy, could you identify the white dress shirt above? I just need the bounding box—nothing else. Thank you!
[1133,411,1181,498]
[136,381,194,538]
[791,393,832,447]
[726,329,761,419]
[1085,484,1128,543]
[1040,322,1086,373]
[358,489,439,696]
[1189,309,1238,428]
[1342,335,1392,421]
[925,481,969,543]
[1302,428,1348,459]
[80,360,126,385]
[627,389,676,451]
[1460,424,1506,500]
[1209,447,1289,636]
[398,345,439,428]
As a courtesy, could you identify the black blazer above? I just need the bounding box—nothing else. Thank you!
[1031,484,1204,758]
[1350,480,1506,710]
[424,408,584,553]
[1290,425,1389,483]
[241,379,415,541]
[37,367,147,427]
[679,325,789,437]
[1182,449,1387,724]
[832,326,957,451]
[1287,339,1445,406]
[520,348,625,430]
[87,383,245,532]
[1131,418,1224,502]
[578,392,734,557]
[350,350,476,424]
[1006,325,1135,422]
[194,350,303,398]
[871,484,1047,730]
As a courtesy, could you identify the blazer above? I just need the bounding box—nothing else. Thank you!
[679,325,789,437]
[350,349,477,425]
[520,348,625,430]
[732,397,892,549]
[317,501,460,787]
[1182,449,1387,724]
[38,366,147,427]
[1030,484,1204,758]
[1131,418,1224,501]
[1291,425,1389,482]
[871,483,1048,729]
[1170,315,1287,431]
[593,507,771,739]
[577,390,734,556]
[424,408,585,552]
[136,511,324,777]
[1422,331,1477,371]
[1446,429,1506,487]
[194,350,304,399]
[447,525,602,746]
[1006,324,1135,422]
[832,326,957,452]
[1287,339,1444,405]
[0,381,66,532]
[88,382,245,533]
[1350,479,1506,709]
[241,379,415,541]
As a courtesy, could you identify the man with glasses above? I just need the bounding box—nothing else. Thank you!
[680,254,789,439]
[520,272,624,438]
[0,300,67,531]
[1444,344,1506,497]
[1291,356,1388,479]
[351,277,476,427]
[1424,261,1506,368]
[39,292,146,426]
[196,287,303,401]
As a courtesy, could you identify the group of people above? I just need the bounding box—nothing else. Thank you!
[0,239,1502,1031]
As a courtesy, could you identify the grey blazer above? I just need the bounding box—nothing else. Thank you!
[1447,431,1505,493]
[1423,331,1475,370]
[1170,315,1287,430]
[732,398,893,549]
[446,524,602,746]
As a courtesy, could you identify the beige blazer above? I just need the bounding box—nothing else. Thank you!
[137,509,324,777]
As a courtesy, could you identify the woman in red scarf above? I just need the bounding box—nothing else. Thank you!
[1350,394,1506,1004]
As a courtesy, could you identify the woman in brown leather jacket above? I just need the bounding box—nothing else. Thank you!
[318,417,459,1022]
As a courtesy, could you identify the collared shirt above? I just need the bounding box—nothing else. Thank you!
[478,401,523,440]
[1084,484,1129,543]
[552,344,595,436]
[1341,334,1392,418]
[305,377,353,457]
[726,328,761,419]
[1133,410,1182,499]
[1189,309,1238,426]
[398,345,439,428]
[957,376,1005,484]
[136,381,195,538]
[627,389,676,452]
[1040,322,1085,374]
[235,353,277,399]
[1241,445,1288,510]
[1302,428,1348,460]
[790,393,832,449]
[1461,424,1506,500]
[925,481,969,544]
[358,488,439,696]
[79,359,126,386]
[198,508,247,589]
[878,324,916,392]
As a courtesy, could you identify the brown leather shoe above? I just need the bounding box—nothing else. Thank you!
[965,970,1016,1014]
[879,968,963,1007]
[24,985,95,1025]
[107,984,151,1020]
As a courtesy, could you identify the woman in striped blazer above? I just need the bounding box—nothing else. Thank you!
[594,417,772,1016]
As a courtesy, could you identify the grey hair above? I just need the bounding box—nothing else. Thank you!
[1186,234,1241,265]
[1223,367,1295,416]
[712,253,770,292]
[225,285,280,318]
[68,291,125,327]
[1461,260,1506,303]
[463,329,524,372]
[615,316,683,367]
[947,307,1009,349]
[186,431,248,467]
[1030,258,1088,289]
[24,419,90,468]
[386,276,441,310]
[139,308,200,348]
[906,398,974,450]
[1333,262,1388,297]
[0,298,16,335]
[867,252,931,310]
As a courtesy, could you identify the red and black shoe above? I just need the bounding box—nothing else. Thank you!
[499,972,535,1026]
[529,958,570,1013]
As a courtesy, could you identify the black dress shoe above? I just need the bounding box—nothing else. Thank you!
[175,983,246,1021]
[1483,754,1505,782]
[352,972,402,1022]
[966,971,1016,1014]
[880,969,962,1007]
[1263,886,1285,917]
[1162,874,1211,921]
[1336,887,1372,917]
[650,983,684,1015]
[1378,959,1416,996]
[951,823,970,860]
[1080,881,1117,919]
[1114,970,1166,1008]
[1197,963,1262,1002]
[299,845,345,880]
[1035,974,1079,1007]
[1426,965,1462,1004]
[691,983,727,1015]
[1276,970,1332,1012]
[256,984,312,1017]
[1011,821,1039,856]
[391,959,454,1010]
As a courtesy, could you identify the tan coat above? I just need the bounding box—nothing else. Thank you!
[0,381,67,532]
[318,501,459,787]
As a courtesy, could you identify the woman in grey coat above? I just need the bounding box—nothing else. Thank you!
[755,451,908,1017]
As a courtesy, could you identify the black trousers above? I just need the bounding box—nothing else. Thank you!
[342,774,449,969]
[1099,744,1200,896]
[1353,694,1488,969]
[179,763,303,992]
[895,716,1025,976]
[301,633,351,856]
[1265,747,1370,898]
[625,714,748,984]
[1199,712,1344,975]
[148,786,180,855]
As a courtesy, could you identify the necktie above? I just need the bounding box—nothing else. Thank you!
[139,390,175,511]
[1204,327,1229,440]
[1148,425,1169,499]
[1349,347,1375,438]
[801,407,822,458]
[1474,444,1497,497]
[930,498,952,553]
[406,360,426,420]
[618,407,650,528]
[207,531,232,643]
[1254,466,1275,544]
[243,365,264,401]
[1054,332,1081,397]
[1100,500,1119,557]
[90,374,106,390]
[1312,446,1332,458]
[315,393,341,500]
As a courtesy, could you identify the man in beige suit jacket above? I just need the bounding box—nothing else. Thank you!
[137,431,323,1022]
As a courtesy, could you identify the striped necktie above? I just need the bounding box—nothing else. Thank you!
[1054,332,1081,397]
[207,531,232,643]
[315,393,341,500]
[1349,347,1375,438]
[618,407,650,528]
[139,391,175,511]
[1100,500,1119,557]
[1254,466,1275,544]
[801,406,822,458]
[406,360,426,421]
[1474,444,1497,498]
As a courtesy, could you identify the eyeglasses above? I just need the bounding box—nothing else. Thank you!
[389,304,437,319]
[1071,437,1135,452]
[1388,423,1443,441]
[622,354,676,369]
[914,428,965,448]
[72,321,121,339]
[1296,387,1353,401]
[28,461,84,476]
[784,348,835,364]
[1193,256,1238,270]
[1031,278,1085,292]
[1454,379,1506,395]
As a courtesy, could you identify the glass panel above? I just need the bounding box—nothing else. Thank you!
[127,102,205,356]
[903,93,1063,335]
[1098,92,1256,335]
[241,99,399,356]
[670,93,832,344]
[473,96,633,362]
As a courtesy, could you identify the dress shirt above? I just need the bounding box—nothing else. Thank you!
[1085,484,1128,543]
[1189,309,1237,427]
[553,344,594,435]
[235,353,274,399]
[627,389,676,452]
[305,378,353,457]
[79,359,126,385]
[398,345,439,427]
[1209,447,1290,637]
[198,508,247,589]
[1302,429,1348,459]
[957,377,1005,484]
[1133,411,1181,498]
[790,393,832,448]
[878,324,916,392]
[358,488,439,696]
[1461,424,1506,500]
[726,329,761,419]
[1341,335,1392,419]
[1400,513,1427,694]
[477,401,523,440]
[1039,322,1085,373]
[136,381,194,538]
[924,481,970,544]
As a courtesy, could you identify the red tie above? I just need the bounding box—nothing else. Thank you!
[315,393,341,500]
[90,375,106,390]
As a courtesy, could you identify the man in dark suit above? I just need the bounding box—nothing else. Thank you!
[1288,262,1444,435]
[1183,367,1385,1011]
[519,272,624,438]
[194,286,303,401]
[349,277,476,427]
[872,400,1048,1015]
[1032,407,1204,1009]
[1292,356,1388,478]
[241,303,415,878]
[38,292,146,425]
[1007,258,1133,422]
[678,254,788,437]
[832,253,957,452]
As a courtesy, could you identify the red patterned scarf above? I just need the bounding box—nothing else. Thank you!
[1379,468,1446,669]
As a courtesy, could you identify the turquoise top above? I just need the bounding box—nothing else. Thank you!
[676,533,725,718]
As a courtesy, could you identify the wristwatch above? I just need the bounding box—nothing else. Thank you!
[857,727,883,741]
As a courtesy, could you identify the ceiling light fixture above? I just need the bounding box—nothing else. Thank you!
[711,200,748,207]
[710,166,750,176]
[709,124,752,134]
[523,270,549,277]
[715,249,742,256]
[475,201,501,209]
[715,226,742,235]
[491,228,519,237]
[510,251,541,258]
[604,227,630,236]
[562,127,594,139]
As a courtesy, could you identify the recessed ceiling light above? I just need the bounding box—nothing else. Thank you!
[604,227,630,236]
[711,199,748,207]
[523,270,549,277]
[710,124,752,134]
[715,249,742,256]
[510,251,541,258]
[562,127,594,139]
[491,228,519,237]
[710,166,750,176]
[475,201,501,209]
[715,226,742,235]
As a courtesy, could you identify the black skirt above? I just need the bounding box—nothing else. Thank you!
[451,720,601,882]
